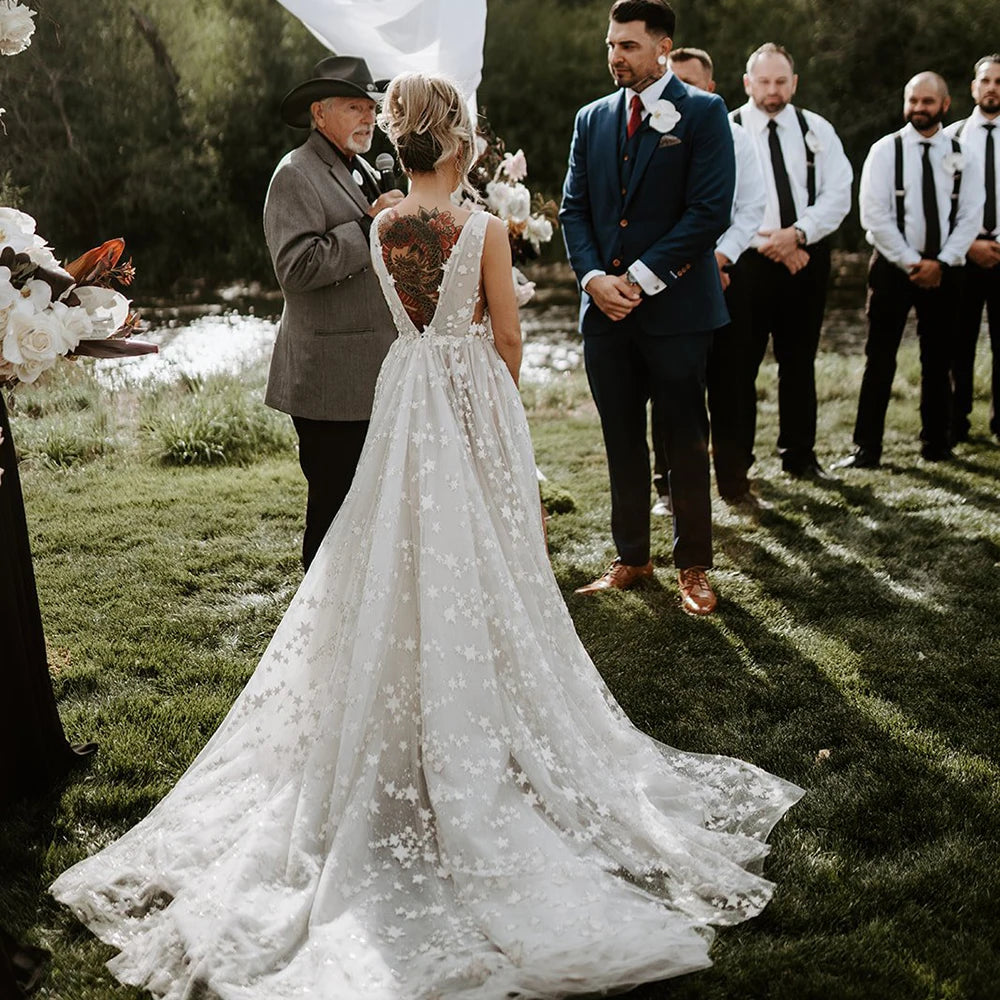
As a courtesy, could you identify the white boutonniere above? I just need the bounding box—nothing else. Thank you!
[942,150,964,175]
[648,99,681,134]
[804,130,821,153]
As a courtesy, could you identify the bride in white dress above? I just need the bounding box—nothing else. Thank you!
[52,73,803,1000]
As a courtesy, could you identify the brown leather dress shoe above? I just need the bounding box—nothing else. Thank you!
[677,567,717,615]
[575,559,653,595]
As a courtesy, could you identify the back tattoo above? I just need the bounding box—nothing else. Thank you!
[379,208,463,331]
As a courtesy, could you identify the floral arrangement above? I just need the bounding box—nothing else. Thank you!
[0,2,154,388]
[0,0,35,57]
[462,119,559,305]
[0,212,154,386]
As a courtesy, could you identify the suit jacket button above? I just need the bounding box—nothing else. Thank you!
[612,258,621,268]
[619,219,628,228]
[621,187,627,196]
[623,154,630,162]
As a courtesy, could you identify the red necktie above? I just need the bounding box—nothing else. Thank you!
[627,95,642,139]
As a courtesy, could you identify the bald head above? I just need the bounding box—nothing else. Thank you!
[905,71,950,99]
[904,71,951,134]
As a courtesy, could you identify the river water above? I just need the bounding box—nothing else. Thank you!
[98,262,868,386]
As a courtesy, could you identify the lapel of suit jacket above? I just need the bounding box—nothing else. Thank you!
[308,130,370,213]
[594,92,627,214]
[623,75,689,212]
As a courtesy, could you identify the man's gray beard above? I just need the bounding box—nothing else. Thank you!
[345,135,374,155]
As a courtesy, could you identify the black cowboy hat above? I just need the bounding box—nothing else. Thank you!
[280,56,389,129]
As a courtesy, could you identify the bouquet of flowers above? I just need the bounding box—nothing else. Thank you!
[0,0,35,57]
[0,208,155,386]
[463,119,559,305]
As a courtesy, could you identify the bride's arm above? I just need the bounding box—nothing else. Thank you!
[481,215,522,387]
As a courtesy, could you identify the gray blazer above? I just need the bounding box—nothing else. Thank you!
[263,130,396,421]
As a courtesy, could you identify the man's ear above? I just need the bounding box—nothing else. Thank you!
[743,74,751,96]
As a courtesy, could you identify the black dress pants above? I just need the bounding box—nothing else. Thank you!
[950,254,1000,440]
[728,244,831,472]
[292,417,369,571]
[652,268,754,500]
[853,253,960,455]
[584,322,712,570]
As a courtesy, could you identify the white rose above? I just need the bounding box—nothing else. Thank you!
[0,1,36,57]
[942,150,964,175]
[0,207,40,253]
[648,99,681,134]
[50,300,92,350]
[3,309,74,373]
[804,130,822,153]
[72,284,130,338]
[485,180,515,219]
[526,215,553,248]
[12,354,56,384]
[506,183,531,224]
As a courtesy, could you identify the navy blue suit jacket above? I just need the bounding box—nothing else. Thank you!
[560,75,736,338]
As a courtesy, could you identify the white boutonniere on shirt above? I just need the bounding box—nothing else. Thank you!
[648,100,681,134]
[804,130,821,153]
[941,150,964,175]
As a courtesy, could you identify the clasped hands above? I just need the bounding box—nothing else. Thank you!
[757,226,810,274]
[588,274,642,321]
[968,238,1000,270]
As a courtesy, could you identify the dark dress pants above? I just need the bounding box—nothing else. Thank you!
[950,254,1000,440]
[585,320,712,570]
[731,243,831,472]
[853,253,960,455]
[292,417,369,571]
[653,270,755,501]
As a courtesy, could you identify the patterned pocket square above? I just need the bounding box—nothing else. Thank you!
[658,134,682,148]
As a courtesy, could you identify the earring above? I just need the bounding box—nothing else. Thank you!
[657,55,667,66]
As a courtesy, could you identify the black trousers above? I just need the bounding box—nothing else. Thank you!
[853,253,961,455]
[725,244,832,472]
[951,254,1000,440]
[292,417,369,571]
[584,323,712,570]
[653,269,754,500]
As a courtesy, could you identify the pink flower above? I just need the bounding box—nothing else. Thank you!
[500,149,528,183]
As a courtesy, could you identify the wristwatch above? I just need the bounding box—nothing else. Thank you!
[794,226,808,247]
[625,267,641,286]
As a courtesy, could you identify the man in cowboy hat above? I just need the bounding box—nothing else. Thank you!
[264,55,404,570]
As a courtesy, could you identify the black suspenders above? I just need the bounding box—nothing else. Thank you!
[733,108,816,206]
[892,130,964,238]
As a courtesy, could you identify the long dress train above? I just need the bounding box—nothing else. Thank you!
[52,210,803,999]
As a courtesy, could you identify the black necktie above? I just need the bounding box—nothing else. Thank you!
[984,123,996,236]
[767,120,796,228]
[921,141,941,259]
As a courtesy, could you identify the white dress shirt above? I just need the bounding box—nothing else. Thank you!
[731,101,853,247]
[716,121,766,265]
[944,106,1000,238]
[581,73,674,297]
[859,122,984,271]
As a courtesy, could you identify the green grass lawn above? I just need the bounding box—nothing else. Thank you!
[2,333,999,1000]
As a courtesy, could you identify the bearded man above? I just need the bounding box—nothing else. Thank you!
[729,43,853,479]
[560,0,735,615]
[945,54,1000,445]
[264,56,403,570]
[837,73,983,467]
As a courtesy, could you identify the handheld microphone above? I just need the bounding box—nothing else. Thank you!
[375,153,396,193]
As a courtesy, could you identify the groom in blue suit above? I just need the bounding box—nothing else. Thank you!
[560,0,735,615]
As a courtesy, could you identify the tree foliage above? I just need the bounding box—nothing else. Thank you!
[0,0,994,288]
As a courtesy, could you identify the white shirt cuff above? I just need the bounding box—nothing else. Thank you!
[581,269,606,292]
[627,259,666,296]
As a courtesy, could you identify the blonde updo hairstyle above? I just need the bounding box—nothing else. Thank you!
[378,73,476,197]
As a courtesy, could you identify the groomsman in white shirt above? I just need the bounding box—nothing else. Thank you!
[729,43,853,479]
[945,54,1000,445]
[650,47,766,513]
[837,72,983,468]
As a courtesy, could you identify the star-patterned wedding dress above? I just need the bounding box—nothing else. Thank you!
[52,208,803,999]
